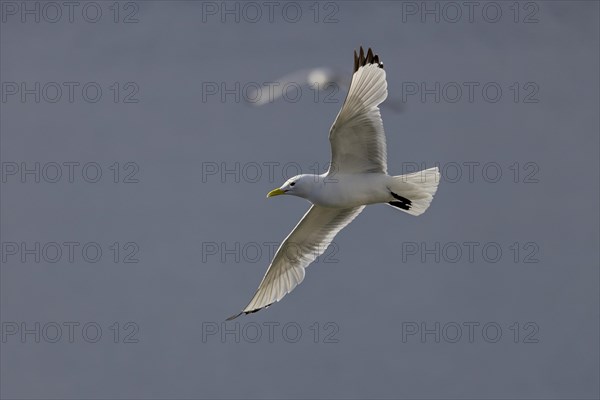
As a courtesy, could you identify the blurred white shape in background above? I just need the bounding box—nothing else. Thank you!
[245,66,404,113]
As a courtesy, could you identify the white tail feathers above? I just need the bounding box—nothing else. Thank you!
[387,167,440,216]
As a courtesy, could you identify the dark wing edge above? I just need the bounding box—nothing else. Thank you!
[353,46,384,73]
[226,302,274,321]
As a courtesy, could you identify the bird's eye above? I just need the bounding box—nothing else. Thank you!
[290,182,295,187]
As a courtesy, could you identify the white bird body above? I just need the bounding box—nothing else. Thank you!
[308,173,392,208]
[289,173,411,208]
[228,47,440,319]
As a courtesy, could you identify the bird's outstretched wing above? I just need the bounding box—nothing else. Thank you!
[227,205,364,319]
[329,47,388,174]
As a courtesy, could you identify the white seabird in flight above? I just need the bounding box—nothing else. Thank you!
[228,47,440,320]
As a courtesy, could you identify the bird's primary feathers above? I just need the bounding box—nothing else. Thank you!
[227,47,440,320]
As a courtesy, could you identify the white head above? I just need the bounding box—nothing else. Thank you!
[266,174,317,199]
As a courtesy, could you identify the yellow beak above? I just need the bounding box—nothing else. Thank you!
[267,188,286,198]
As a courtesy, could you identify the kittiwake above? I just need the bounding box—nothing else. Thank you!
[228,47,440,320]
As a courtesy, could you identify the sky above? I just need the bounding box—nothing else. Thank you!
[1,1,599,399]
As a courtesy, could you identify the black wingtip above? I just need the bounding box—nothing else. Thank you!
[225,302,274,321]
[390,191,412,205]
[389,191,412,211]
[388,201,411,211]
[353,46,384,72]
[366,48,374,63]
[226,311,243,321]
[245,303,274,315]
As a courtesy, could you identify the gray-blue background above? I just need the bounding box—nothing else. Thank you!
[1,1,598,399]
